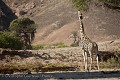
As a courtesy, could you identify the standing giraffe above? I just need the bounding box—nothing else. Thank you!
[78,11,99,71]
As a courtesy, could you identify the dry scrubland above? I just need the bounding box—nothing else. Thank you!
[0,0,120,79]
[0,40,120,80]
[0,40,120,74]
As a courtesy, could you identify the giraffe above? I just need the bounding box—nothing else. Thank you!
[78,11,99,71]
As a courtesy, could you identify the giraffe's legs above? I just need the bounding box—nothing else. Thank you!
[82,50,86,71]
[85,52,88,71]
[83,51,85,70]
[96,55,99,70]
[89,51,92,71]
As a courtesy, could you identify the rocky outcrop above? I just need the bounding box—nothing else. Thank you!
[0,0,17,29]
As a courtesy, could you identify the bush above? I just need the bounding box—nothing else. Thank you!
[0,31,23,50]
[53,43,68,48]
[100,57,120,69]
[108,57,120,68]
[32,44,44,50]
[32,43,68,50]
[118,57,120,63]
[107,57,117,64]
[72,0,120,11]
[9,18,36,49]
[19,10,26,15]
[70,41,79,47]
[9,18,36,32]
[72,0,90,11]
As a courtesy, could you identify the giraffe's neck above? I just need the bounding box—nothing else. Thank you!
[78,11,85,40]
[79,24,91,42]
[79,20,86,41]
[78,11,91,42]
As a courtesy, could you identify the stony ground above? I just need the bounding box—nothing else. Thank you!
[0,40,120,70]
[0,40,120,79]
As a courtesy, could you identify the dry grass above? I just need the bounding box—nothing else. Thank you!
[0,47,120,74]
[32,42,68,50]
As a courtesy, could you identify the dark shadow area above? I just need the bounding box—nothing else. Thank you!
[0,50,52,60]
[98,51,120,61]
[0,71,120,80]
[104,2,120,10]
[0,0,17,29]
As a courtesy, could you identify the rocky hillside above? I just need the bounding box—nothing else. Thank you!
[1,0,120,45]
[0,0,17,29]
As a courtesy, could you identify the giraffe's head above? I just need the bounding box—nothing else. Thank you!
[78,11,83,20]
[80,13,83,20]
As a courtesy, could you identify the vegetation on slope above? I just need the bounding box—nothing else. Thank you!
[9,18,36,49]
[72,0,120,10]
[10,18,36,32]
[0,17,36,50]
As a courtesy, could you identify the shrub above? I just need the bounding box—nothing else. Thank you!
[100,57,120,69]
[53,43,68,48]
[72,0,91,11]
[107,57,117,64]
[0,31,23,50]
[10,18,36,49]
[10,18,36,32]
[72,0,120,11]
[118,57,120,63]
[70,41,79,47]
[19,10,26,15]
[32,44,44,50]
[32,43,68,50]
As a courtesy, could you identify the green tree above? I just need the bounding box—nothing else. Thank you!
[0,31,23,50]
[72,0,91,11]
[9,18,36,49]
[72,0,120,11]
[10,18,36,32]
